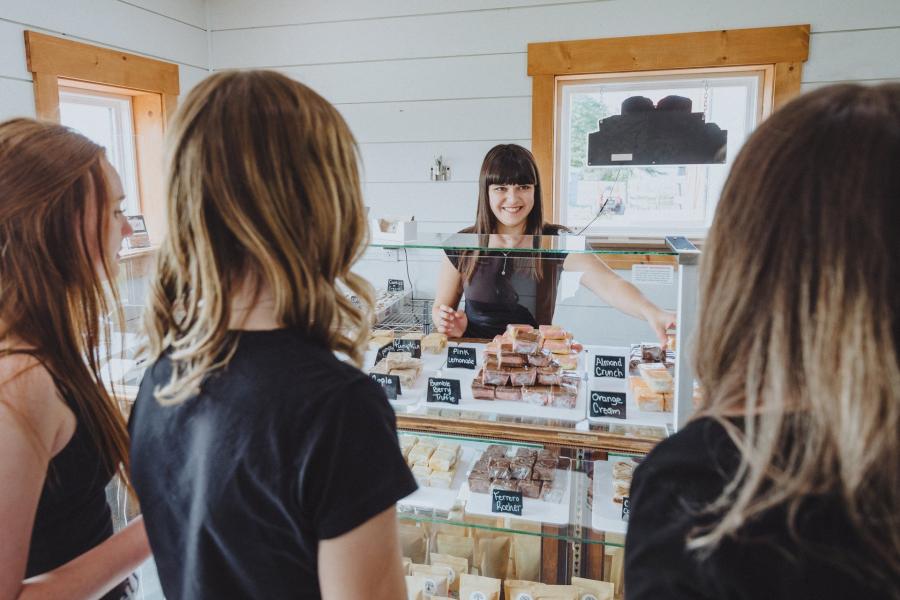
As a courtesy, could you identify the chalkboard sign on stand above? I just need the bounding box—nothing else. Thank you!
[370,373,401,400]
[590,390,627,419]
[426,377,461,404]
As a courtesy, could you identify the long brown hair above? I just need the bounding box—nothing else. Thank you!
[145,70,373,405]
[0,118,130,481]
[458,144,562,283]
[692,84,900,587]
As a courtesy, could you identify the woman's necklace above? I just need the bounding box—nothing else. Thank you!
[501,251,510,276]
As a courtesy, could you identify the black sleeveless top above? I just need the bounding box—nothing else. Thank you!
[12,352,116,580]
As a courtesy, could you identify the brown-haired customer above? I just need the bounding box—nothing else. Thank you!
[0,119,149,599]
[128,70,416,599]
[624,84,900,599]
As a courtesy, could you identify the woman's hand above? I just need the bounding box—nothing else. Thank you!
[434,305,467,338]
[643,307,676,348]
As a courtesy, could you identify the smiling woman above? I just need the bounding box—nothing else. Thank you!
[431,144,675,341]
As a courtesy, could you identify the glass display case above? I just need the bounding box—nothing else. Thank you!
[107,232,700,599]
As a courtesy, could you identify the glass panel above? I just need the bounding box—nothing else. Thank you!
[395,432,636,547]
[559,70,763,237]
[369,232,677,255]
[59,88,141,217]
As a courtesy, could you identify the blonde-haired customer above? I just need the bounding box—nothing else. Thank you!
[624,84,900,599]
[128,71,415,599]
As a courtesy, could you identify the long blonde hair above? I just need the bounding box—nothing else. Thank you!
[691,84,900,586]
[145,70,373,405]
[0,118,130,482]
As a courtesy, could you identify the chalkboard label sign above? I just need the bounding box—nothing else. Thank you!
[492,488,523,515]
[594,354,626,379]
[375,339,421,362]
[387,278,405,292]
[370,373,401,400]
[621,497,631,521]
[590,390,627,419]
[392,338,421,358]
[426,377,461,404]
[446,346,477,369]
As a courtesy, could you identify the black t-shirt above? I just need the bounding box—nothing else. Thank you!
[625,417,897,599]
[129,329,417,600]
[445,226,566,338]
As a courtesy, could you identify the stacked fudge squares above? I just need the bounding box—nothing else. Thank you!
[471,324,583,408]
[467,444,564,502]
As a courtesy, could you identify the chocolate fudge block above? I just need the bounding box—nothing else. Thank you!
[517,479,543,499]
[527,350,553,367]
[509,461,533,480]
[507,366,537,387]
[468,473,492,493]
[533,459,556,481]
[471,380,495,400]
[484,444,509,457]
[494,386,522,401]
[489,457,511,480]
[515,448,538,460]
[490,480,518,493]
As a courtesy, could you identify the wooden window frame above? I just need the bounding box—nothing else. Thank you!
[528,25,810,233]
[24,31,180,240]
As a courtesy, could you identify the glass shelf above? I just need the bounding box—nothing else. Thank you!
[394,431,635,547]
[369,232,677,255]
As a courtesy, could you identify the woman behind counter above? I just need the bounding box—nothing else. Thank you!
[625,84,900,598]
[128,70,415,600]
[432,144,675,342]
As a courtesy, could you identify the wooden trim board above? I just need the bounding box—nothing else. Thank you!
[529,25,810,236]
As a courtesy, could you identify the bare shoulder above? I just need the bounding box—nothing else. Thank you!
[0,352,69,450]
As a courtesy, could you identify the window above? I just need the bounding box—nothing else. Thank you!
[59,88,141,216]
[528,25,810,242]
[24,30,180,240]
[557,68,767,237]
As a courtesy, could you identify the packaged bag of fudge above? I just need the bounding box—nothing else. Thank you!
[436,532,475,564]
[458,573,501,600]
[570,577,615,600]
[475,535,511,579]
[505,579,544,600]
[430,552,468,593]
[535,584,578,600]
[511,529,542,581]
[405,576,426,600]
[409,565,450,597]
[399,524,428,564]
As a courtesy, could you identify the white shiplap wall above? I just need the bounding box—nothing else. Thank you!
[205,0,900,343]
[0,0,210,121]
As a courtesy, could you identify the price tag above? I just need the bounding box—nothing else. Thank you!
[426,377,461,404]
[446,346,477,369]
[593,354,626,379]
[387,278,405,292]
[375,339,422,362]
[590,390,627,419]
[370,373,401,400]
[391,338,421,358]
[491,488,523,516]
[621,497,631,521]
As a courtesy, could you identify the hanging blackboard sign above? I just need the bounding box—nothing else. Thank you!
[590,390,627,419]
[426,377,461,404]
[593,354,626,379]
[370,373,401,400]
[491,488,523,516]
[446,346,477,369]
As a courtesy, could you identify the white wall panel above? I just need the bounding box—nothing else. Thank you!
[209,0,597,30]
[804,28,900,83]
[279,53,529,104]
[363,182,479,223]
[0,0,208,69]
[121,0,208,30]
[0,77,35,120]
[339,97,531,143]
[178,65,210,98]
[359,139,530,182]
[210,0,900,69]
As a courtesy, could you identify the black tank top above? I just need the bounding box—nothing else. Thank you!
[7,351,116,578]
